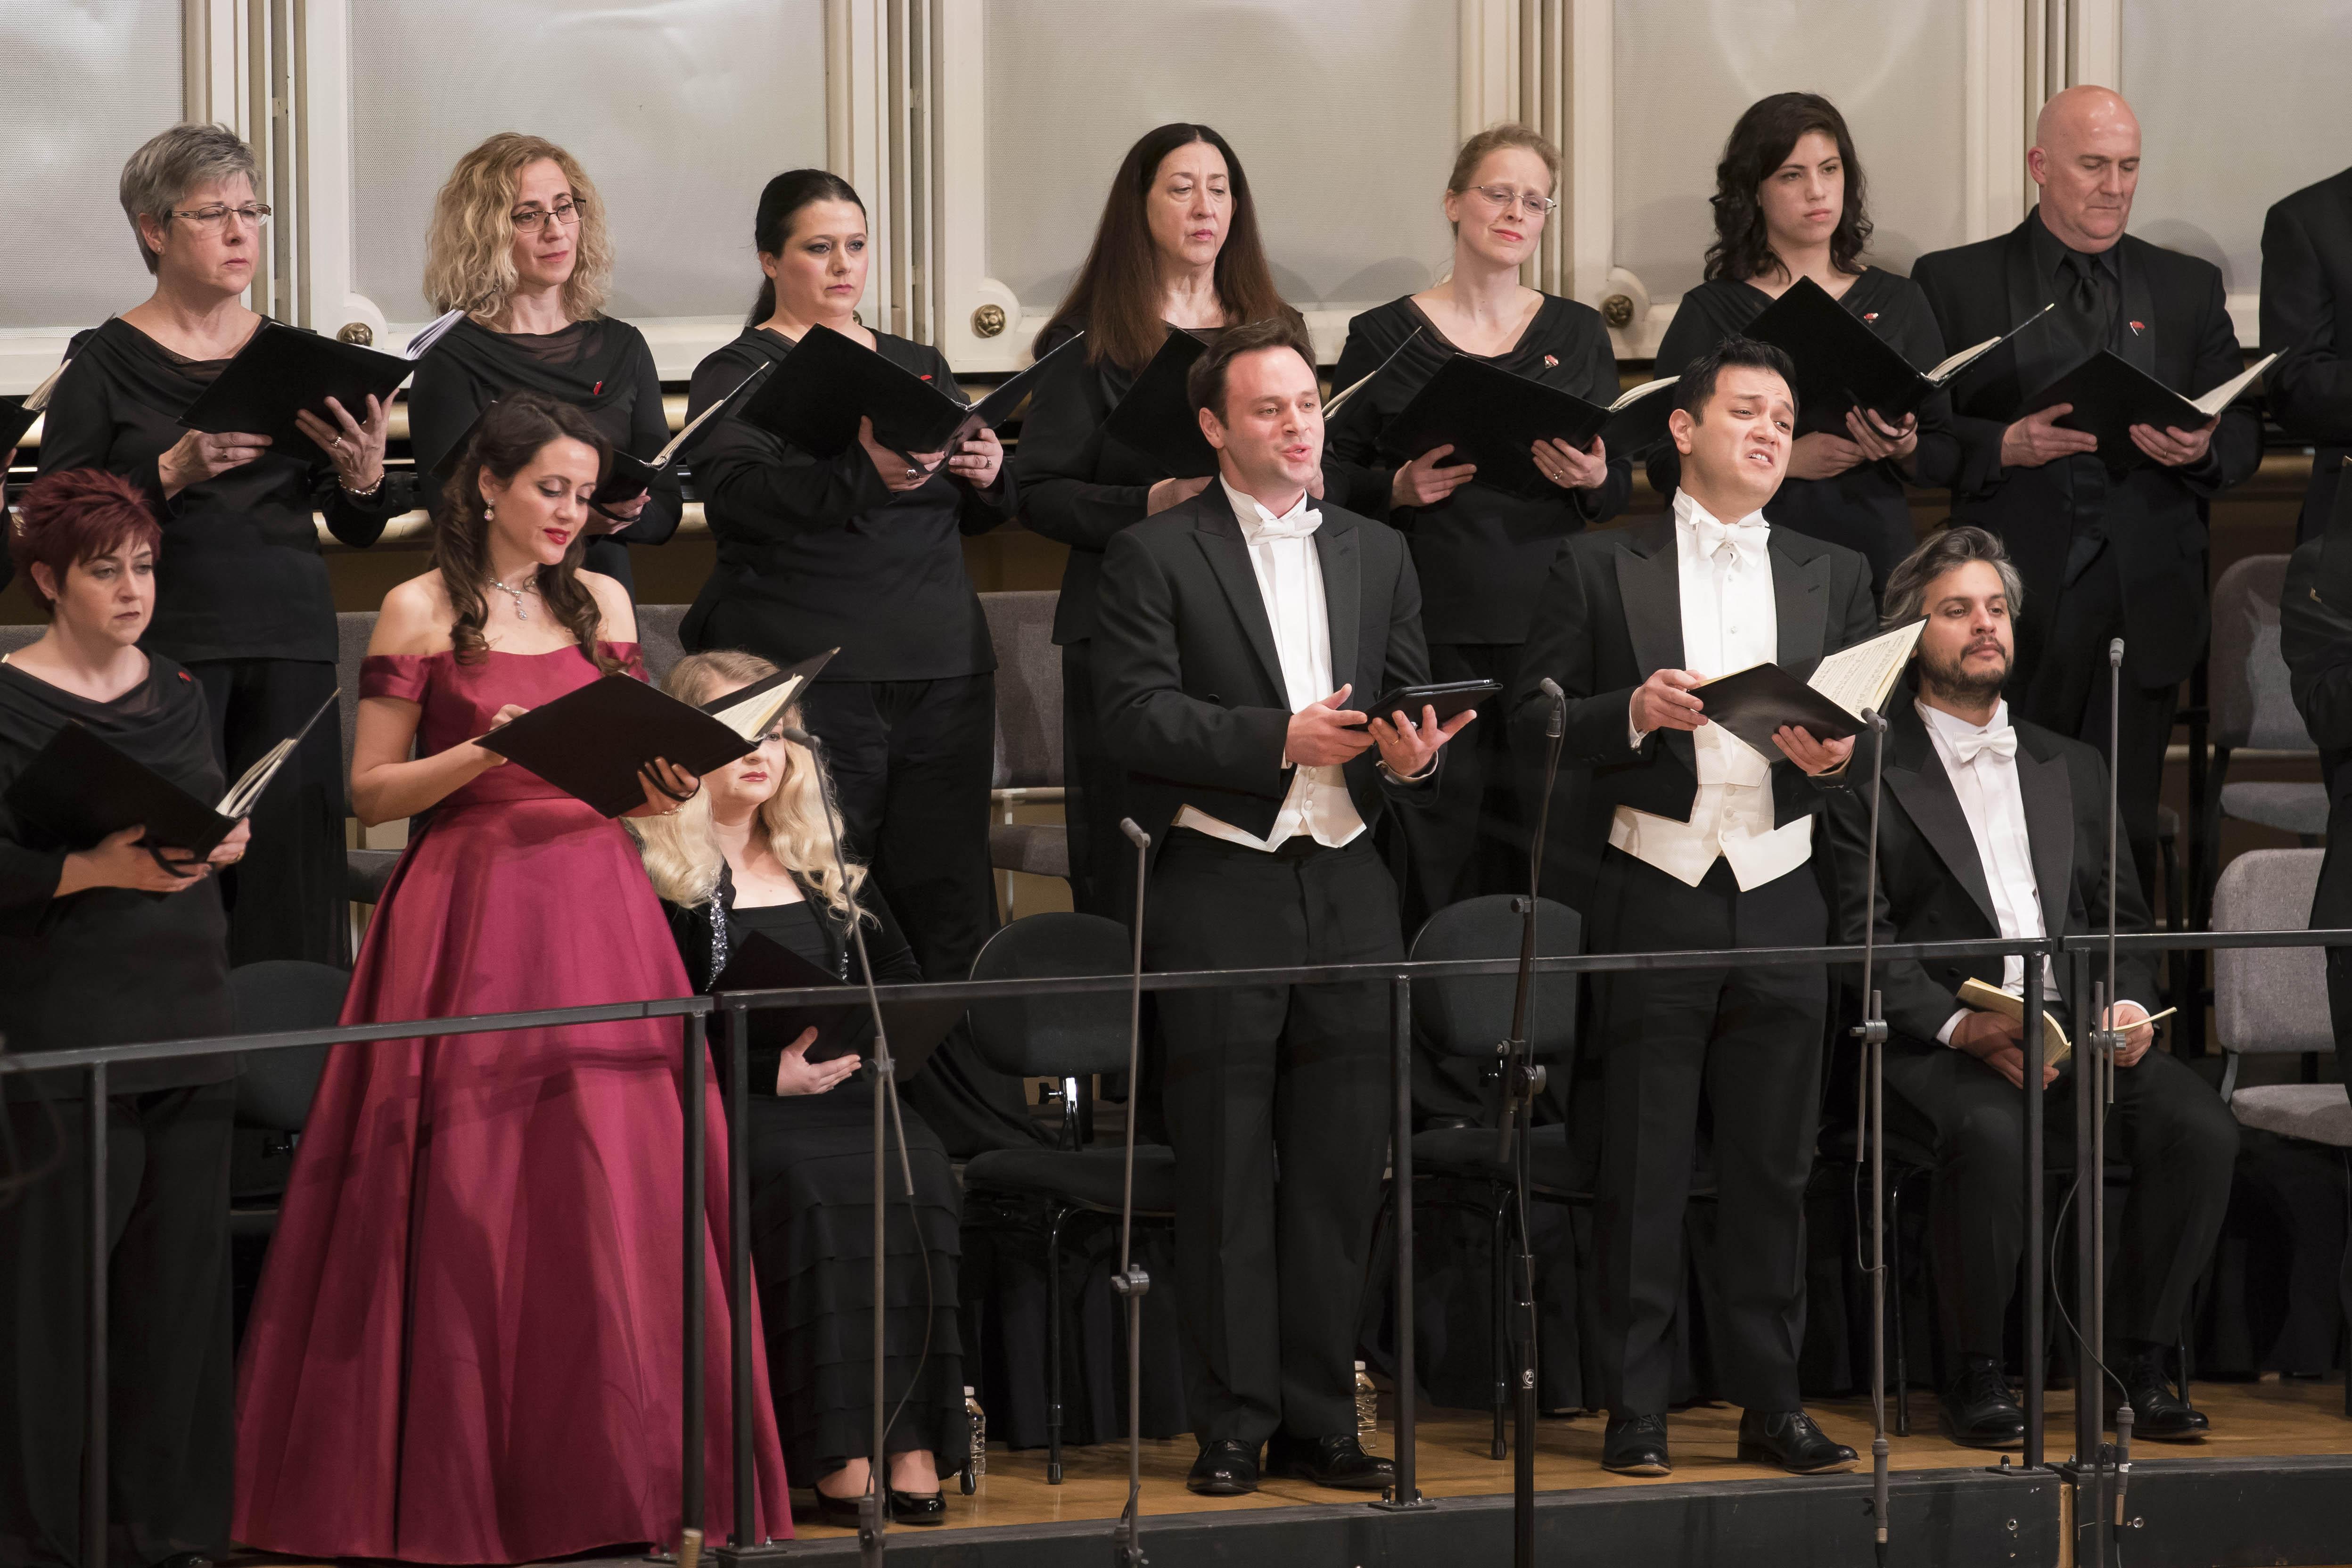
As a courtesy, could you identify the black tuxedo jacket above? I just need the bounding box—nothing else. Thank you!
[1092,488,1440,859]
[2262,168,2352,535]
[1911,213,2261,688]
[1823,697,2156,1047]
[2281,534,2352,928]
[1508,515,1877,906]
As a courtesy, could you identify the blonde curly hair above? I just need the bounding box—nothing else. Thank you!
[423,132,613,322]
[627,650,869,922]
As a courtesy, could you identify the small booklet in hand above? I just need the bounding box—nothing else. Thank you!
[710,928,966,1081]
[5,689,337,860]
[1744,278,2054,435]
[1956,976,2073,1067]
[737,325,1082,469]
[476,648,834,817]
[593,361,773,508]
[1347,678,1500,729]
[1378,356,1677,496]
[180,308,467,460]
[1101,328,1218,479]
[2019,348,2278,469]
[1688,617,1925,758]
[0,359,71,454]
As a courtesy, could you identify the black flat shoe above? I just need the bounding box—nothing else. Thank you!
[2114,1349,2210,1442]
[1939,1356,2026,1450]
[1736,1409,1858,1474]
[889,1487,947,1525]
[1264,1432,1396,1491]
[811,1487,866,1527]
[1601,1412,1671,1476]
[1187,1437,1261,1496]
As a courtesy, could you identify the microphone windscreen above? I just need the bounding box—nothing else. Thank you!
[1538,677,1565,701]
[2108,638,2124,666]
[1119,817,1151,849]
[779,726,818,747]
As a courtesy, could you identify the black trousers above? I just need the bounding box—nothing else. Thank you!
[0,1082,235,1568]
[1148,832,1398,1446]
[1881,1040,2239,1362]
[1589,849,1827,1416]
[798,675,1037,1156]
[1059,638,1135,923]
[188,657,347,968]
[2011,548,2176,906]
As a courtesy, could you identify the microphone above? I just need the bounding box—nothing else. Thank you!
[1850,709,1893,1565]
[1538,676,1565,741]
[1110,815,1152,1568]
[778,725,817,748]
[1120,817,1150,849]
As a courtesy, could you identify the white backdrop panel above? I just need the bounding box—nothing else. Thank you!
[350,0,826,323]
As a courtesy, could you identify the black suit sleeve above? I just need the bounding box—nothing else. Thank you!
[1019,341,1154,550]
[687,352,896,542]
[1094,526,1293,800]
[607,336,683,547]
[1373,542,1445,800]
[1910,253,2013,499]
[2171,267,2262,498]
[2263,197,2352,443]
[1821,790,1965,1045]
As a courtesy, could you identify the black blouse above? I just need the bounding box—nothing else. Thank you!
[0,654,233,1091]
[1645,269,1960,593]
[1321,296,1633,644]
[406,316,682,590]
[35,318,406,664]
[684,327,1014,682]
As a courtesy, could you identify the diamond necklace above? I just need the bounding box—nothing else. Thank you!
[489,575,538,621]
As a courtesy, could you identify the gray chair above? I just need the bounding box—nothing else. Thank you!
[2202,558,2328,903]
[979,590,1068,883]
[0,623,39,658]
[635,601,688,687]
[228,959,349,1236]
[337,610,401,904]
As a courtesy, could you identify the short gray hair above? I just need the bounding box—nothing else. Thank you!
[118,123,259,275]
[1882,525,2025,628]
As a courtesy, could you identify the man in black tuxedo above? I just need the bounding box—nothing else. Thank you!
[1825,525,2236,1445]
[2263,166,2352,543]
[1513,337,1875,1477]
[1911,86,2261,903]
[1093,316,1468,1497]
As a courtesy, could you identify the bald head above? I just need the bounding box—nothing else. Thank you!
[2030,86,2141,252]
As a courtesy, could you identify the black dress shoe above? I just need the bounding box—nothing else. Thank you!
[1265,1432,1397,1491]
[1601,1412,1671,1476]
[811,1487,866,1527]
[2114,1347,2210,1441]
[1939,1356,2026,1450]
[1736,1409,1858,1474]
[1187,1438,1261,1496]
[889,1487,947,1525]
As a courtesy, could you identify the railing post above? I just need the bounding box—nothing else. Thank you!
[2070,949,2100,1469]
[727,1002,756,1551]
[2022,942,2047,1471]
[683,1009,708,1558]
[82,1061,107,1568]
[1374,975,1428,1511]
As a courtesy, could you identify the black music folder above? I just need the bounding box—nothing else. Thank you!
[1101,328,1217,478]
[1350,678,1499,729]
[6,689,336,858]
[1687,619,1923,758]
[1745,277,2054,435]
[180,309,465,460]
[2020,348,2277,469]
[711,929,964,1081]
[592,361,773,507]
[737,325,1082,468]
[476,649,833,816]
[0,359,70,454]
[1378,357,1678,496]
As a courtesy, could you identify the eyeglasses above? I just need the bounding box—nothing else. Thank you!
[1466,185,1559,218]
[167,203,271,232]
[510,199,583,233]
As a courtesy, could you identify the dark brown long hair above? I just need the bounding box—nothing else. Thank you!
[1703,92,1872,285]
[433,392,624,674]
[745,168,865,328]
[1036,123,1293,372]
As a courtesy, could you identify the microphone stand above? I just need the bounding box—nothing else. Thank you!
[785,726,915,1568]
[1848,711,1892,1568]
[1497,678,1567,1568]
[1109,819,1152,1568]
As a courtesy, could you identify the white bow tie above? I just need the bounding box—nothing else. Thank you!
[1950,726,2019,766]
[1246,507,1322,542]
[1694,513,1768,560]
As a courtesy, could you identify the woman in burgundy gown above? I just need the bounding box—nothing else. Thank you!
[233,394,791,1562]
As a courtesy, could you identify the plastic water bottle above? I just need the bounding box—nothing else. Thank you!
[1355,1362,1379,1452]
[964,1387,987,1480]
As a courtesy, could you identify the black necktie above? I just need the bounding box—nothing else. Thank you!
[2063,250,2117,353]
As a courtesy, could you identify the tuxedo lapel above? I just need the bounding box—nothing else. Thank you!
[2115,236,2159,378]
[1884,709,2000,931]
[2005,217,2075,399]
[1769,534,1831,672]
[1316,514,1362,697]
[1190,505,1286,697]
[1613,525,1684,679]
[2015,735,2077,944]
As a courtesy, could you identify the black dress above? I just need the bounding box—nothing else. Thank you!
[405,315,682,591]
[1645,269,1959,596]
[685,324,1040,1158]
[1320,295,1632,920]
[664,868,966,1483]
[37,316,408,966]
[1017,320,1226,924]
[0,652,236,1568]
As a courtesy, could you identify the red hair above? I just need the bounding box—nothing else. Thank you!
[10,469,163,616]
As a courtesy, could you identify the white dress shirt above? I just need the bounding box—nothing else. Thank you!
[1917,699,2051,1044]
[1610,491,1815,890]
[1173,480,1369,853]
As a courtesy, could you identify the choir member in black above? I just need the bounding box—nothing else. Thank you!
[1825,526,2233,1447]
[1912,86,2260,905]
[406,133,680,591]
[0,469,251,1568]
[2262,164,2352,543]
[634,649,964,1528]
[1511,339,1871,1477]
[1320,123,1629,919]
[1020,123,1298,920]
[2282,501,2352,1085]
[1647,92,1956,598]
[38,123,399,967]
[685,170,1035,1156]
[1093,319,1468,1496]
